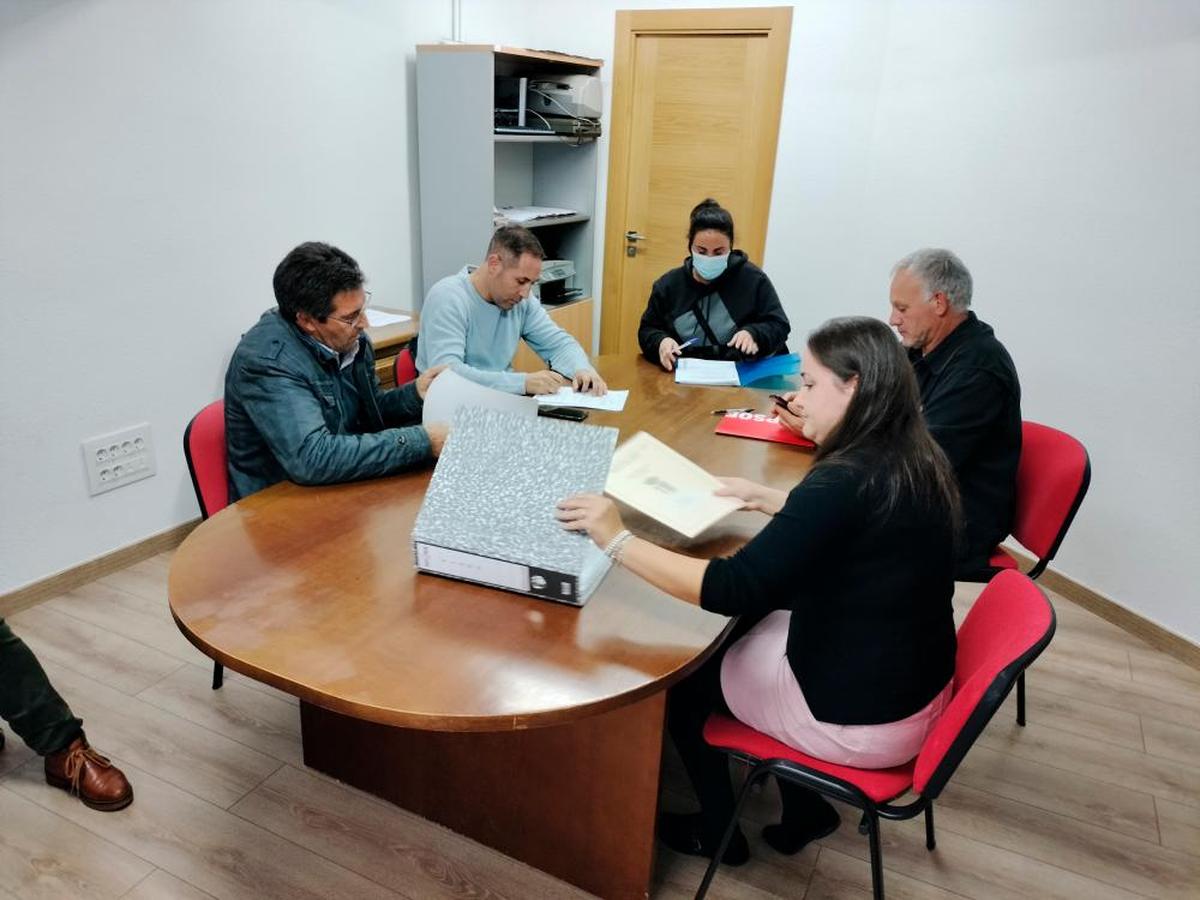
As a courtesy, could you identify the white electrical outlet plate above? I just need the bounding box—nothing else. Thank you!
[82,423,156,496]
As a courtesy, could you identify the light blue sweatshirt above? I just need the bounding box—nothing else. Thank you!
[415,268,591,394]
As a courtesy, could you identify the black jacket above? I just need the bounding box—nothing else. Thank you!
[638,251,790,362]
[910,312,1021,579]
[702,455,957,725]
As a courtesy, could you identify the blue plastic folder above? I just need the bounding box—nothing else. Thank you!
[736,353,800,389]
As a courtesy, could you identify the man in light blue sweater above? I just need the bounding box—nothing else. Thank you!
[416,226,607,395]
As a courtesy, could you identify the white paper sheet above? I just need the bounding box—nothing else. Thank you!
[605,432,742,538]
[422,368,538,426]
[536,387,629,412]
[674,358,739,386]
[364,309,411,327]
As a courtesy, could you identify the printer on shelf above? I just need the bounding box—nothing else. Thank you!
[539,259,576,283]
[536,258,581,305]
[527,74,602,120]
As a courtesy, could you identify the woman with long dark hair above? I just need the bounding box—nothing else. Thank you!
[558,316,960,865]
[638,198,791,371]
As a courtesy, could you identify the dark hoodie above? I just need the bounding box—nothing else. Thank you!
[637,250,791,362]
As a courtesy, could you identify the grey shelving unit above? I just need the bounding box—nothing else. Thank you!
[415,44,603,300]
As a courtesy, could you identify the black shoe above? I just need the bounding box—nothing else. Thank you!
[762,796,841,855]
[657,812,750,866]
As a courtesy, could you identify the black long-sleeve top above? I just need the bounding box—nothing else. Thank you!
[638,251,790,362]
[700,455,957,725]
[910,312,1021,579]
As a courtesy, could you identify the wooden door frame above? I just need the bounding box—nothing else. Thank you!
[599,6,793,353]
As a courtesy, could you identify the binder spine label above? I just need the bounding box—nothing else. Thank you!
[415,543,531,593]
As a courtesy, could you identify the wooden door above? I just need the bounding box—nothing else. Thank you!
[600,7,792,355]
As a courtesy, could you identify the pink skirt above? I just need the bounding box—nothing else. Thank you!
[720,610,953,769]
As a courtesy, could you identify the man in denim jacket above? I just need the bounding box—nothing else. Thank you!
[224,242,448,502]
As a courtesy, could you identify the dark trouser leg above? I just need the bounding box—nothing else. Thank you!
[0,618,83,755]
[665,613,763,839]
[762,768,842,855]
[777,779,831,823]
[666,647,735,838]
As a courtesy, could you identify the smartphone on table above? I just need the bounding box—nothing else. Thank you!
[538,407,588,422]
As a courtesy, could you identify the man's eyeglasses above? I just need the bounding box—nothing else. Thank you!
[328,290,372,326]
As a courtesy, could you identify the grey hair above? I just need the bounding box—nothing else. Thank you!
[892,248,973,312]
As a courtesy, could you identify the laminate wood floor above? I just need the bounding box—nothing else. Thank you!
[1,554,1197,898]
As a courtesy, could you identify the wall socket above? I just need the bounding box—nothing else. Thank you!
[82,423,156,496]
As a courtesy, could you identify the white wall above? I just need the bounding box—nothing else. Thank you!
[463,0,1200,643]
[0,0,448,592]
[3,1,1198,644]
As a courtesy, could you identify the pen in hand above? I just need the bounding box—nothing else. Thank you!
[544,362,571,385]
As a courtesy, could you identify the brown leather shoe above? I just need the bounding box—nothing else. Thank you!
[44,736,133,811]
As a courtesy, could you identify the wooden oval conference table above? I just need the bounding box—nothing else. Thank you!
[169,353,813,900]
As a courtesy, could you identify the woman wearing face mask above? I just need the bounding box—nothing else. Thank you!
[638,198,791,371]
[558,317,960,867]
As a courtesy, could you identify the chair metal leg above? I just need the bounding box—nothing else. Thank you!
[694,767,766,900]
[1016,671,1026,726]
[924,801,936,851]
[212,661,224,690]
[864,811,885,900]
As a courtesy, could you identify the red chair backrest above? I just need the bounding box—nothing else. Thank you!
[183,400,229,519]
[912,570,1055,796]
[394,348,417,386]
[1011,421,1090,563]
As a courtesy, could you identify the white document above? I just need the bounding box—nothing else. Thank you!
[605,432,742,538]
[536,387,629,412]
[422,368,538,426]
[674,358,740,386]
[364,309,411,327]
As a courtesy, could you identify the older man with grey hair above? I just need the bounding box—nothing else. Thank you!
[888,248,1022,579]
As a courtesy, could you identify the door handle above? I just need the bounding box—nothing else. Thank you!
[624,230,648,242]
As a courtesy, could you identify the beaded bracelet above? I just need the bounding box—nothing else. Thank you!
[602,529,634,563]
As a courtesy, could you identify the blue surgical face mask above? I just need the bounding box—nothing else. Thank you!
[692,251,729,281]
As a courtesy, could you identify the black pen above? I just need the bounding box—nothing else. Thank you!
[544,361,572,384]
[712,407,754,416]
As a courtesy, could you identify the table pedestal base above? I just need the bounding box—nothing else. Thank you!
[300,694,667,900]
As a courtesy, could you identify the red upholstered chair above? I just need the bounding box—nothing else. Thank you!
[182,399,230,690]
[393,346,418,386]
[696,571,1056,900]
[990,421,1091,577]
[983,421,1090,725]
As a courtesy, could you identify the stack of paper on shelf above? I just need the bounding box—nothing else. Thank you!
[412,408,618,605]
[493,205,578,224]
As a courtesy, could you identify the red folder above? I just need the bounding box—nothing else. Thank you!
[715,411,815,448]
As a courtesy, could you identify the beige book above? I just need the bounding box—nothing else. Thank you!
[605,431,742,538]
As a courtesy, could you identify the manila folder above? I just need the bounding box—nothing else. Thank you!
[605,431,742,538]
